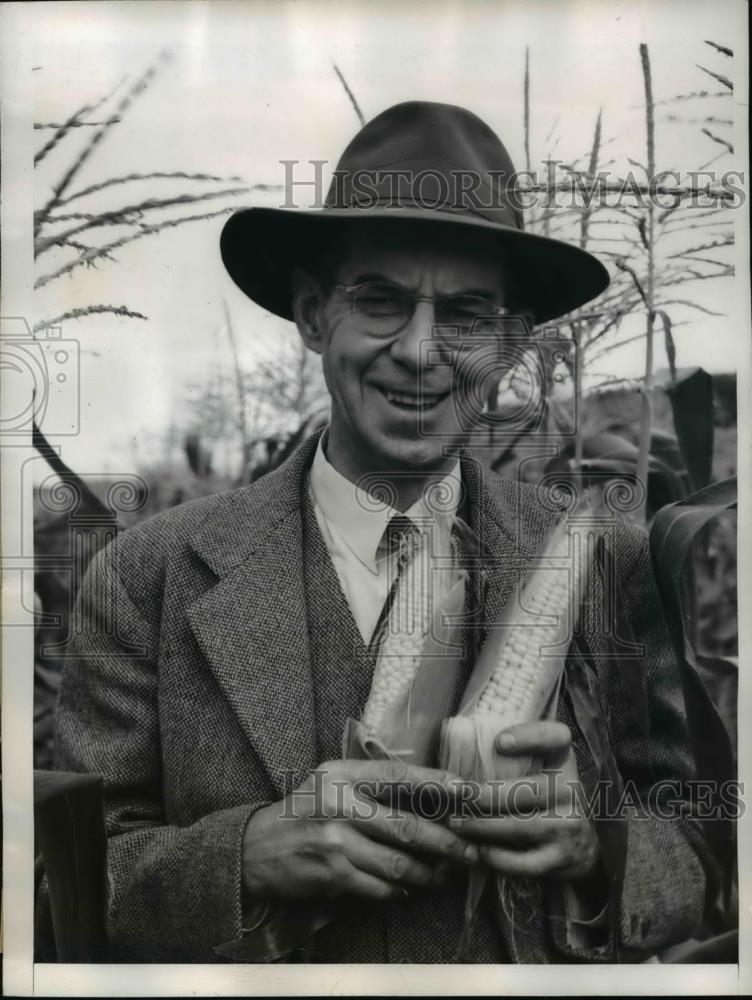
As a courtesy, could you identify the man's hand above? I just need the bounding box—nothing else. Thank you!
[242,759,479,904]
[448,721,599,881]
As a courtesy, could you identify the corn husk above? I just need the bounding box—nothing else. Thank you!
[343,515,470,765]
[439,508,599,782]
[343,574,468,764]
[437,505,601,958]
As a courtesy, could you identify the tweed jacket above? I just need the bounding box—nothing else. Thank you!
[54,428,716,963]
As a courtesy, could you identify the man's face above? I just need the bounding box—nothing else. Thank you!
[303,225,508,481]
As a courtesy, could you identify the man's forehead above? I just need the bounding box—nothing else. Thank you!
[334,225,506,293]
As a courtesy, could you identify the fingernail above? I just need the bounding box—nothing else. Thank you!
[401,887,409,898]
[497,732,516,749]
[464,844,479,863]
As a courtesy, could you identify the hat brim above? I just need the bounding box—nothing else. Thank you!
[220,206,610,325]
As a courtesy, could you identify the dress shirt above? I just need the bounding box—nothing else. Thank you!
[307,433,463,645]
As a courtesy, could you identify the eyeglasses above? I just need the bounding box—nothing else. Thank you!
[333,281,510,343]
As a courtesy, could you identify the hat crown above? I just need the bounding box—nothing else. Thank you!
[325,101,523,230]
[220,100,610,324]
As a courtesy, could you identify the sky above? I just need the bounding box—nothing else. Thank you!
[16,0,750,474]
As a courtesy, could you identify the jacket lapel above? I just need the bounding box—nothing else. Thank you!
[301,488,377,762]
[186,432,324,796]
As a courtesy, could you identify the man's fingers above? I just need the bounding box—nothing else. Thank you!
[351,803,479,865]
[341,826,439,888]
[461,776,549,815]
[338,864,405,902]
[461,771,585,815]
[449,813,563,845]
[494,720,572,761]
[479,841,565,879]
[338,758,464,797]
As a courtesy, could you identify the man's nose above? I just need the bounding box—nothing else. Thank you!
[389,299,437,370]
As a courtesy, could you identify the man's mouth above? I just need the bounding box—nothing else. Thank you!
[378,388,449,412]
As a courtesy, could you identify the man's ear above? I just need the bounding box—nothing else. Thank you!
[291,269,327,355]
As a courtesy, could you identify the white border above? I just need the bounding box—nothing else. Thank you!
[1,1,750,995]
[1,2,35,996]
[731,0,751,993]
[25,962,740,996]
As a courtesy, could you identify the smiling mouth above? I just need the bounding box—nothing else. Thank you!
[378,388,449,412]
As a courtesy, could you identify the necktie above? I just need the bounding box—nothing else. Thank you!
[362,515,428,731]
[369,515,422,649]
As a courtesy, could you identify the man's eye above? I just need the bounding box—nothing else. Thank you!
[440,299,493,325]
[357,289,407,315]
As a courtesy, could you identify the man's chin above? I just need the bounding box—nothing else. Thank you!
[372,433,464,473]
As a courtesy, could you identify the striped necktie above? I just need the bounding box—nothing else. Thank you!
[369,515,422,651]
[362,515,429,731]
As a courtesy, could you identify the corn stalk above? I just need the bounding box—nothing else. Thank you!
[332,61,365,126]
[510,41,735,521]
[634,43,656,526]
[222,301,255,485]
[571,110,603,491]
[524,47,531,175]
[34,52,280,326]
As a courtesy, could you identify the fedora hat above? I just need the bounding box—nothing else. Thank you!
[220,101,609,324]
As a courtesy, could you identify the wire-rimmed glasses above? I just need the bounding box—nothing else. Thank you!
[333,281,510,346]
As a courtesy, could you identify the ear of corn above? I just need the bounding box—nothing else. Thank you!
[439,513,598,781]
[351,517,467,763]
[343,573,467,764]
[361,529,429,733]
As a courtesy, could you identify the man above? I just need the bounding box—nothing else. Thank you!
[55,101,718,963]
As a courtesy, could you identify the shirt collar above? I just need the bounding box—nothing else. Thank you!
[308,431,462,572]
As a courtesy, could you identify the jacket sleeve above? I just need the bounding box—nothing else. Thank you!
[54,539,268,963]
[548,515,722,962]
